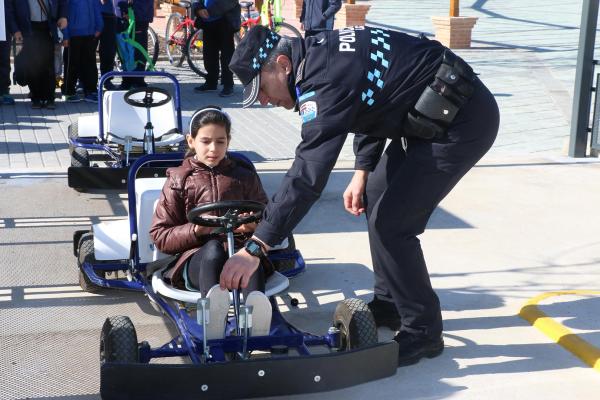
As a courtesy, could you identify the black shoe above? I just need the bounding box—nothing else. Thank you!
[45,100,56,110]
[219,86,234,97]
[194,83,218,93]
[31,100,42,109]
[368,298,402,330]
[394,331,444,367]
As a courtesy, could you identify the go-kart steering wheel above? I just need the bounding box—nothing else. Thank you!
[187,200,265,230]
[124,86,172,108]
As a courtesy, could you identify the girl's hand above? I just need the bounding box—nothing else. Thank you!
[234,212,258,233]
[343,170,369,216]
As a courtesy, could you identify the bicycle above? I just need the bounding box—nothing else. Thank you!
[115,6,160,72]
[237,0,302,45]
[165,0,207,77]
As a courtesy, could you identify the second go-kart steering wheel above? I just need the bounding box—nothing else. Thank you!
[186,200,265,229]
[124,87,172,108]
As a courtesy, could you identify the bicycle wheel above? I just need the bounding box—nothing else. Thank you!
[273,22,302,40]
[165,13,187,67]
[186,29,207,78]
[147,26,160,69]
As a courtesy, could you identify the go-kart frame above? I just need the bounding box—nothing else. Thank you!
[67,71,185,191]
[76,153,398,399]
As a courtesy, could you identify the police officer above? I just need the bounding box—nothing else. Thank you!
[221,25,499,366]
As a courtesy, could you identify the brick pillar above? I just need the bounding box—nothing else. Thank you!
[294,0,303,20]
[431,16,478,49]
[333,3,371,29]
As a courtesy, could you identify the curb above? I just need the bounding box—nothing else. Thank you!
[519,290,600,372]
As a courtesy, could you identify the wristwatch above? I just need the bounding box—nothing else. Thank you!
[244,239,266,258]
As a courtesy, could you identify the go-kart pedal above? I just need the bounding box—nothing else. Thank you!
[202,285,231,340]
[244,291,272,336]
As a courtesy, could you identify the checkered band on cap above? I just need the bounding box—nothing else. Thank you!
[251,31,281,70]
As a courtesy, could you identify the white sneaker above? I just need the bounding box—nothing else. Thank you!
[201,285,230,340]
[244,291,272,336]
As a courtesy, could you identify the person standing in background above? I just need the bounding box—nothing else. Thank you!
[99,0,118,90]
[192,0,241,97]
[0,0,21,105]
[12,0,68,109]
[61,0,103,103]
[300,0,341,38]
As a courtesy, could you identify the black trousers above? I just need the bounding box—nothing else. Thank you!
[99,13,118,77]
[202,18,235,87]
[365,78,499,339]
[63,36,98,96]
[0,35,11,94]
[122,21,149,88]
[26,22,55,102]
[187,239,265,298]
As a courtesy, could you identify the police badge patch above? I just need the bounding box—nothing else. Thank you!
[300,101,318,123]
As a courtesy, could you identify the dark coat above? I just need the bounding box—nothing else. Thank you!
[131,0,154,23]
[149,156,268,288]
[300,0,341,31]
[192,0,241,32]
[11,0,68,37]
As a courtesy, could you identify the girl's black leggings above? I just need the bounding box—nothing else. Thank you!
[186,239,265,298]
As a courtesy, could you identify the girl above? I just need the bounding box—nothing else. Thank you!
[150,106,271,296]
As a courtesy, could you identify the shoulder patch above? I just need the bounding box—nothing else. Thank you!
[298,91,315,102]
[300,101,318,123]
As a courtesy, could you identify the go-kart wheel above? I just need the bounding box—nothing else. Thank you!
[70,146,89,168]
[100,316,139,364]
[124,87,172,109]
[187,200,265,228]
[77,233,105,293]
[68,121,79,153]
[333,298,378,350]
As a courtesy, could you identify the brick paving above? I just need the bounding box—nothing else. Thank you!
[0,0,597,170]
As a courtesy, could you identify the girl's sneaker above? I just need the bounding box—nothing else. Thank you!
[63,94,81,103]
[83,93,98,103]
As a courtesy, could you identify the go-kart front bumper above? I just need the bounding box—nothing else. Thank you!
[100,341,398,399]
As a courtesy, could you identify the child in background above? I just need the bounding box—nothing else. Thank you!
[62,0,103,103]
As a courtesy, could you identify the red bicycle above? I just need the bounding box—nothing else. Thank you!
[165,0,207,77]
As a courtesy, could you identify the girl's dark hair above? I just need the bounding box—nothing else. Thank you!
[186,105,232,157]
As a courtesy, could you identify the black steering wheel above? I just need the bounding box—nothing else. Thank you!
[187,200,265,230]
[124,87,172,109]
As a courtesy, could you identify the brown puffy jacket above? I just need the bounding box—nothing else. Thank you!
[149,155,269,287]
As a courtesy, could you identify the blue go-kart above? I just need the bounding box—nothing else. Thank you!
[73,153,397,399]
[68,71,186,191]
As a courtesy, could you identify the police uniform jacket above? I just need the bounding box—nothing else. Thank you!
[253,27,447,247]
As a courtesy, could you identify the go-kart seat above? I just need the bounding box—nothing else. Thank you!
[75,90,184,147]
[92,176,290,303]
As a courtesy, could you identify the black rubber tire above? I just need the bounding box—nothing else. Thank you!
[71,146,90,168]
[147,26,160,69]
[186,29,207,78]
[77,232,105,293]
[270,234,297,273]
[274,22,302,40]
[165,13,186,67]
[333,298,378,350]
[68,121,79,153]
[100,316,139,364]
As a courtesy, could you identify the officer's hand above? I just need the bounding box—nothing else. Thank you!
[57,18,68,30]
[199,9,209,19]
[343,170,369,216]
[220,249,260,290]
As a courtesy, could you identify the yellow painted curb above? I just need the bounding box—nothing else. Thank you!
[519,290,600,372]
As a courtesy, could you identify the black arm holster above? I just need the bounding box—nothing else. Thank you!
[406,50,476,140]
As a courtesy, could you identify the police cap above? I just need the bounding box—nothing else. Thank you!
[229,26,281,108]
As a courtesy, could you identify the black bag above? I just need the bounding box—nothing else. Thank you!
[13,46,29,87]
